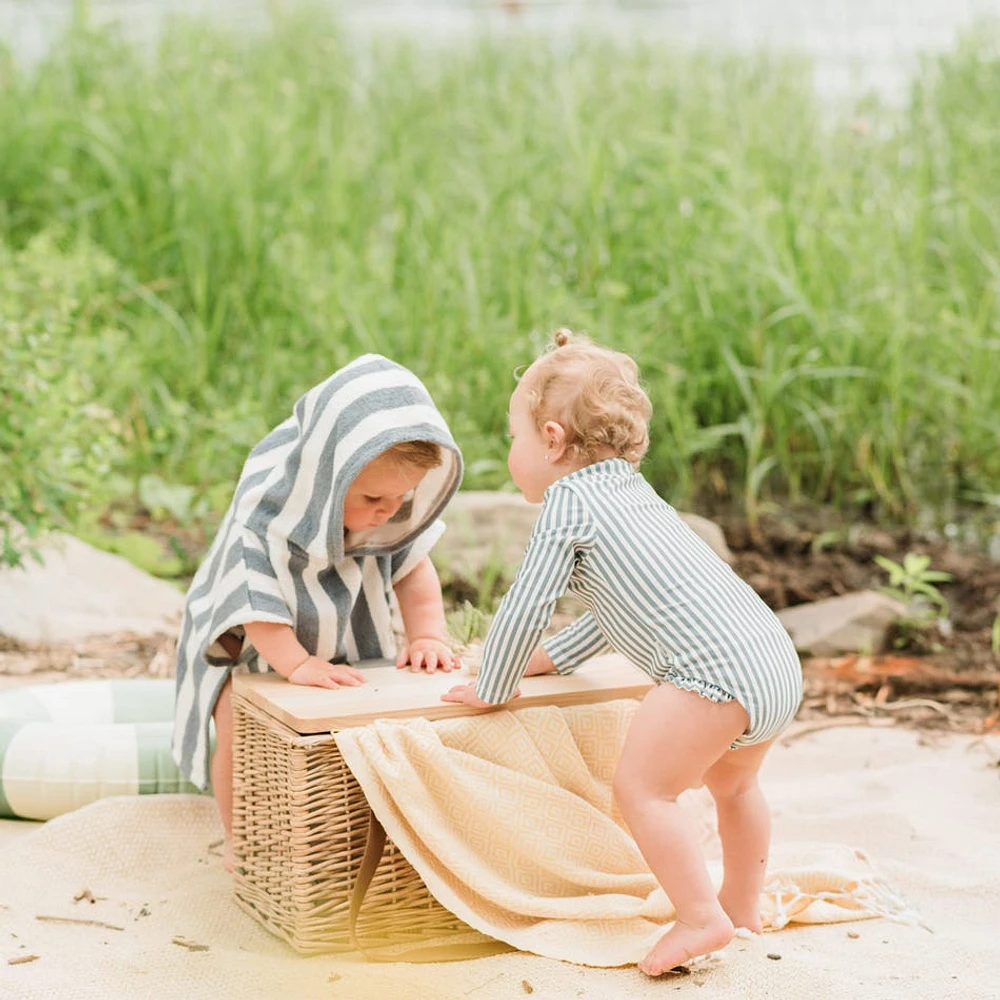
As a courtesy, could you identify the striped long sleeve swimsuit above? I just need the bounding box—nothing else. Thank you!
[475,459,802,747]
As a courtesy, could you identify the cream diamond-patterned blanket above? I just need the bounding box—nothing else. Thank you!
[334,699,918,967]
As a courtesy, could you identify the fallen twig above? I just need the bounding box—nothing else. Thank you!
[8,954,41,966]
[35,915,124,931]
[804,655,999,691]
[871,698,951,716]
[172,936,210,952]
[779,716,895,746]
[464,973,505,996]
[73,887,104,905]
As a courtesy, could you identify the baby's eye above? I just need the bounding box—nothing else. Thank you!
[363,495,382,504]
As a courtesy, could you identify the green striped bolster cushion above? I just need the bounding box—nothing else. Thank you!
[0,680,205,821]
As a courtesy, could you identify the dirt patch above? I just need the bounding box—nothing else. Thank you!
[2,511,998,732]
[718,512,1000,736]
[0,633,175,690]
[721,512,1000,674]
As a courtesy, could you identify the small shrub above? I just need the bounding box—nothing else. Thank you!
[0,233,124,566]
[875,552,953,650]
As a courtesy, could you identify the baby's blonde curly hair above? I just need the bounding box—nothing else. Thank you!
[380,440,442,471]
[520,329,651,466]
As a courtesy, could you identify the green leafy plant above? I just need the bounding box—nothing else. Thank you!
[0,234,124,567]
[446,601,492,647]
[874,552,953,626]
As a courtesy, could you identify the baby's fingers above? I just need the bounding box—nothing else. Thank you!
[431,651,456,673]
[440,684,470,703]
[330,666,366,686]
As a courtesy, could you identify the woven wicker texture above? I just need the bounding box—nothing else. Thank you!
[232,695,474,955]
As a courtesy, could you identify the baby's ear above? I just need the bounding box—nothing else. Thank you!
[543,420,569,461]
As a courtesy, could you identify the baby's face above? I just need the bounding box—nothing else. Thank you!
[506,381,558,504]
[343,456,428,533]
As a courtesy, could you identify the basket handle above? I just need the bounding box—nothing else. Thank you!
[347,810,510,962]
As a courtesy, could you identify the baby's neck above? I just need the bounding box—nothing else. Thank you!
[590,446,619,464]
[573,447,618,471]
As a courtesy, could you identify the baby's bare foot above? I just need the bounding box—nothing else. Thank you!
[222,842,236,874]
[718,891,763,934]
[639,912,734,976]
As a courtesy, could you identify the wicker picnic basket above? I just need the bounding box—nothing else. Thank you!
[229,658,653,957]
[231,694,473,955]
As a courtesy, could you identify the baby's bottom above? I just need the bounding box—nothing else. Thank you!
[612,684,774,976]
[211,677,235,872]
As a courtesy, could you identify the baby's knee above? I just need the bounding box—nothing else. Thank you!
[703,755,764,801]
[612,762,684,813]
[705,772,757,803]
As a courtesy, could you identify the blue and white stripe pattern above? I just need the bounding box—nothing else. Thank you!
[475,459,802,746]
[173,355,463,789]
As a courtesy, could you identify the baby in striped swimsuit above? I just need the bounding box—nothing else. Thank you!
[443,330,802,975]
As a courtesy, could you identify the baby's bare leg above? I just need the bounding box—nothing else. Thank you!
[613,685,749,976]
[210,678,235,872]
[702,740,773,932]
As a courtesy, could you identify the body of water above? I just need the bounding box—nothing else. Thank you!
[2,0,1000,102]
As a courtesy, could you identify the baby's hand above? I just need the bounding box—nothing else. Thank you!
[397,637,461,674]
[287,656,366,689]
[441,683,519,708]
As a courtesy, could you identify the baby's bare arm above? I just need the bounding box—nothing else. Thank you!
[393,557,460,671]
[393,557,449,642]
[242,620,365,688]
[243,621,306,678]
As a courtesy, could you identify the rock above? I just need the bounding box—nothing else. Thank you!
[676,512,734,564]
[435,492,538,583]
[0,534,184,644]
[777,590,908,657]
[435,491,733,582]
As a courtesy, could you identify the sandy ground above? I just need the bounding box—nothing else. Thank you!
[0,816,41,846]
[2,722,999,1000]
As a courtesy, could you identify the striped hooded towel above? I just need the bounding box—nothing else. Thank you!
[172,355,463,789]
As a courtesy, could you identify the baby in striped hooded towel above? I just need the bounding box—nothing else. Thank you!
[172,355,463,869]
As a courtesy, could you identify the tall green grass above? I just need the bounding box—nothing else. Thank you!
[2,9,998,525]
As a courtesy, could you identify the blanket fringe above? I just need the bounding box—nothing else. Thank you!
[764,852,929,933]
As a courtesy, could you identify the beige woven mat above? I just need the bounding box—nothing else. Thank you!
[1,725,998,999]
